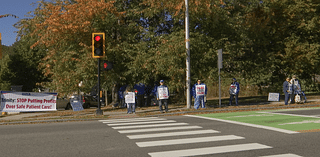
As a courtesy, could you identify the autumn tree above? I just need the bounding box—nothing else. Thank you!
[14,0,320,97]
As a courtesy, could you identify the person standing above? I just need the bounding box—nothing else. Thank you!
[290,75,300,104]
[124,86,135,114]
[283,77,292,105]
[134,83,146,108]
[229,78,240,106]
[192,79,207,109]
[156,80,169,113]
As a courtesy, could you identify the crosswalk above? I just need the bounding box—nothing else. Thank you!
[99,117,302,157]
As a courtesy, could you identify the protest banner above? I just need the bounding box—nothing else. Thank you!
[0,91,57,112]
[268,93,280,101]
[125,92,135,103]
[196,85,206,96]
[158,87,169,99]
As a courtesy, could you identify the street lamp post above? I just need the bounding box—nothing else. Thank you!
[185,0,191,109]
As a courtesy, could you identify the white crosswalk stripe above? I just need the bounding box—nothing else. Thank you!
[99,117,166,123]
[127,129,220,139]
[118,126,202,133]
[112,122,188,129]
[107,120,176,126]
[148,143,272,157]
[260,154,303,157]
[100,117,301,157]
[136,135,245,147]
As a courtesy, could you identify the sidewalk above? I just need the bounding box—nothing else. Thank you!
[1,99,320,124]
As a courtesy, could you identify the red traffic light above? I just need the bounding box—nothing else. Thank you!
[94,35,101,41]
[92,33,105,58]
[103,60,113,71]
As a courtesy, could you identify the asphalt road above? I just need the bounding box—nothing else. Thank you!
[1,111,320,157]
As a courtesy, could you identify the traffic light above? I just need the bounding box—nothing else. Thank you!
[92,33,105,58]
[103,60,113,71]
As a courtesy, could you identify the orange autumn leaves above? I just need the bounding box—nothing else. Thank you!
[30,0,122,49]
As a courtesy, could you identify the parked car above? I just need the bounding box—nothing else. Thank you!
[83,95,105,108]
[56,97,71,110]
[65,94,105,110]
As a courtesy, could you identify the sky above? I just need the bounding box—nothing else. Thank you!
[0,0,49,46]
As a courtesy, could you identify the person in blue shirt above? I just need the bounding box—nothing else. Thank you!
[118,85,128,108]
[283,77,291,105]
[156,80,169,113]
[192,79,207,109]
[229,78,240,106]
[134,83,146,108]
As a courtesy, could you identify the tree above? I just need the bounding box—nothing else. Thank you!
[14,0,320,97]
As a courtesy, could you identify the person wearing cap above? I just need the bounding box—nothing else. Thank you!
[192,79,207,109]
[229,78,240,106]
[156,80,169,112]
[283,77,292,105]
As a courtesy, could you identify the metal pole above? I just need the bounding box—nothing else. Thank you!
[218,49,223,108]
[219,68,221,108]
[95,58,103,115]
[185,0,191,109]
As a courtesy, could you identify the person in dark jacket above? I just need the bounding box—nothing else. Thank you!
[229,78,240,106]
[192,79,207,109]
[156,80,169,112]
[134,83,145,108]
[283,77,292,105]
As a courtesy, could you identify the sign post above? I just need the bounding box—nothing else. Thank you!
[218,49,223,108]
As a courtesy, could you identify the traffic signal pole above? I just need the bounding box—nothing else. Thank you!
[92,32,105,116]
[95,58,103,115]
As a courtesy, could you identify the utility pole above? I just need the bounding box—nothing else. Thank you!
[0,33,2,59]
[185,0,191,109]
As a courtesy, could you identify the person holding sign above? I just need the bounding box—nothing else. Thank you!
[192,79,207,109]
[124,86,136,114]
[290,75,300,104]
[283,77,292,105]
[229,78,240,106]
[156,80,169,113]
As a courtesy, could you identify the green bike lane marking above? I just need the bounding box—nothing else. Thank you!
[188,107,320,133]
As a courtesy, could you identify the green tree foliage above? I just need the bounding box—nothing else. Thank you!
[6,0,320,96]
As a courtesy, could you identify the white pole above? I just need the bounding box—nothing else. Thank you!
[185,0,191,109]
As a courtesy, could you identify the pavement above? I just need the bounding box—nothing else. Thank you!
[1,99,320,125]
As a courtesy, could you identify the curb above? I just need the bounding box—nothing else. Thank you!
[0,118,101,125]
[1,103,320,125]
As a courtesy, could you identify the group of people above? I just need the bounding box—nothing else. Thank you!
[124,80,169,114]
[122,74,306,113]
[283,75,306,105]
[123,77,241,113]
